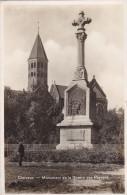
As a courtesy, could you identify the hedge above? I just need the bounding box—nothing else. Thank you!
[7,144,124,164]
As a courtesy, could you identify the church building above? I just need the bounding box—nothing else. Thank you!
[28,32,48,92]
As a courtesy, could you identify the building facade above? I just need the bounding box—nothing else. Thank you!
[28,33,48,92]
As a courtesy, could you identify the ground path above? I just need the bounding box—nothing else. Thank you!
[5,160,124,193]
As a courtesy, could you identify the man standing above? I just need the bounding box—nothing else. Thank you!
[18,140,24,166]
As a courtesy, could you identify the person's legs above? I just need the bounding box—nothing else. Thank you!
[19,156,22,166]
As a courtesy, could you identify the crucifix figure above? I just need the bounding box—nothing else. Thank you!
[72,11,92,31]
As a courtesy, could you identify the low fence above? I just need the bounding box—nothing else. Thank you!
[5,144,124,164]
[5,144,57,156]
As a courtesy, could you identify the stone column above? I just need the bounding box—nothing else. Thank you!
[72,11,92,81]
[76,31,87,68]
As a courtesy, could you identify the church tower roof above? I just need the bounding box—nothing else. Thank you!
[28,33,48,61]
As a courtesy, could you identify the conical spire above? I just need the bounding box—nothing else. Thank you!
[29,33,48,61]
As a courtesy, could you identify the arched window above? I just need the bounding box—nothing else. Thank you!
[41,72,43,77]
[38,62,40,68]
[37,72,39,77]
[97,105,104,116]
[34,72,36,76]
[34,62,36,68]
[31,63,33,68]
[31,72,33,77]
[41,63,43,68]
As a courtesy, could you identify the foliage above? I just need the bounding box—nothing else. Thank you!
[4,86,61,144]
[111,181,125,193]
[4,86,124,145]
[97,108,124,144]
[9,144,124,164]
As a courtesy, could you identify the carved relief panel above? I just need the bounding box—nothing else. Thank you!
[68,86,86,116]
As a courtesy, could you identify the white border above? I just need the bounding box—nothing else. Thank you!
[0,0,125,6]
[0,1,5,195]
[0,1,126,195]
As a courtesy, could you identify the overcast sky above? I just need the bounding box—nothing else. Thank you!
[3,1,124,109]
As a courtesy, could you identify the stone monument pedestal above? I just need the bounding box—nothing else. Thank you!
[56,117,93,150]
[56,11,96,150]
[56,80,94,150]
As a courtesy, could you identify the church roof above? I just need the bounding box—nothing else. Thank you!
[50,79,107,101]
[56,85,68,98]
[89,77,107,100]
[50,83,68,99]
[29,33,48,61]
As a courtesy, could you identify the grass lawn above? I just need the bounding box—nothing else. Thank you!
[5,159,124,193]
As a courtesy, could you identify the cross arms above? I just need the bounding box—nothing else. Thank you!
[72,17,92,28]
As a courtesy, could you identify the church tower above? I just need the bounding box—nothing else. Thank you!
[28,31,48,92]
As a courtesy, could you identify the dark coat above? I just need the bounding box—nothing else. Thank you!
[18,143,24,157]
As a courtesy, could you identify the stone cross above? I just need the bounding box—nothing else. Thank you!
[72,11,92,31]
[72,11,92,81]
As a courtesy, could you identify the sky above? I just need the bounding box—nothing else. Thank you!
[3,1,124,109]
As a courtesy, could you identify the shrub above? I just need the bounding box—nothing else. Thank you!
[8,144,124,164]
[111,181,125,193]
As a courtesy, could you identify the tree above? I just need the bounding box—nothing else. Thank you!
[4,87,55,144]
[97,108,124,144]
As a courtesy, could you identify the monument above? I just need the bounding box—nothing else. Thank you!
[56,11,98,150]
